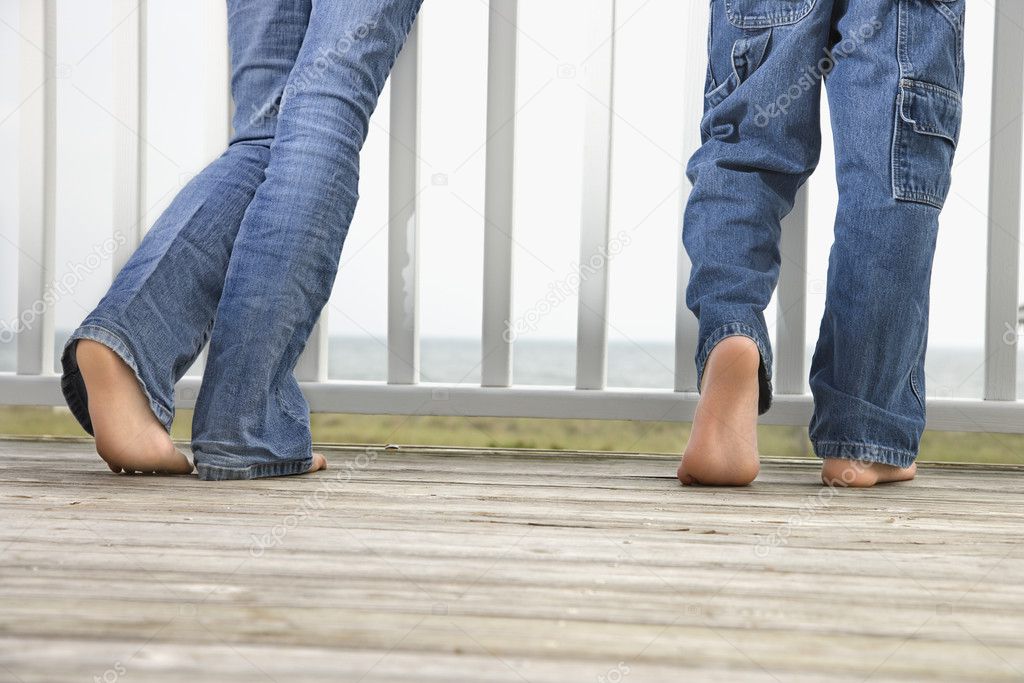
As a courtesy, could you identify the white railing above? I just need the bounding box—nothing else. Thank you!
[5,1,1024,435]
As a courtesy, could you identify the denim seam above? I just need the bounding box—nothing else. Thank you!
[892,1,963,209]
[725,0,815,28]
[897,0,911,80]
[891,83,958,210]
[897,189,945,210]
[813,440,917,469]
[706,0,716,91]
[899,193,944,209]
[933,0,963,34]
[63,324,174,431]
[902,78,960,100]
[194,456,314,481]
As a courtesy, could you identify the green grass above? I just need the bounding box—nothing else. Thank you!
[1,406,1021,464]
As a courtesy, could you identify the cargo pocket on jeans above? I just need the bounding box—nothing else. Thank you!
[891,79,962,209]
[725,0,816,28]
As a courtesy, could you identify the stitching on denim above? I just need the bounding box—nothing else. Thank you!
[932,0,963,33]
[898,191,944,210]
[899,83,960,142]
[948,1,965,90]
[195,457,313,481]
[724,0,815,28]
[891,85,905,205]
[891,79,961,208]
[902,78,960,100]
[813,440,916,466]
[706,0,717,91]
[897,0,912,79]
[892,2,908,205]
[815,440,910,453]
[898,1,964,87]
[894,0,965,165]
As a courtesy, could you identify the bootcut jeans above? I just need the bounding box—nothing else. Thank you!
[60,0,423,479]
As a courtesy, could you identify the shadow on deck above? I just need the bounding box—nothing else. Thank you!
[1,437,1023,682]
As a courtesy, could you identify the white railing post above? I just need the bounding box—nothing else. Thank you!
[386,17,422,385]
[674,0,708,393]
[4,2,1024,438]
[481,0,518,387]
[202,0,231,159]
[111,0,146,276]
[574,0,616,391]
[776,187,809,395]
[186,0,232,376]
[295,318,329,382]
[16,0,57,376]
[984,0,1024,401]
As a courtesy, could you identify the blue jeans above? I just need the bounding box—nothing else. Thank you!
[684,0,965,467]
[60,0,422,480]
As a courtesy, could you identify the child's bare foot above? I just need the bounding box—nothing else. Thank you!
[75,340,193,475]
[678,336,761,486]
[821,459,917,487]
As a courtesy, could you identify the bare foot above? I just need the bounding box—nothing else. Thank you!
[678,336,761,486]
[821,459,917,488]
[75,340,193,475]
[308,452,328,474]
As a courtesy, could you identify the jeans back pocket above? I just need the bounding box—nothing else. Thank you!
[892,79,962,209]
[725,0,816,28]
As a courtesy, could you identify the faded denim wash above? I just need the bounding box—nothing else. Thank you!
[61,0,423,479]
[684,0,965,467]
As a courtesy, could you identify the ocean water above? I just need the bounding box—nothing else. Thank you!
[330,338,1011,398]
[2,333,1019,399]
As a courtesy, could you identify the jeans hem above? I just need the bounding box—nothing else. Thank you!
[695,322,774,414]
[813,441,917,469]
[60,323,174,434]
[194,456,314,481]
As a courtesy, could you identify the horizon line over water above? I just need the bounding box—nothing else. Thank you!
[1,333,1021,400]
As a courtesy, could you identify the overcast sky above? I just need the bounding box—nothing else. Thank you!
[0,0,1018,359]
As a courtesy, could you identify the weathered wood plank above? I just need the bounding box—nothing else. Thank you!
[0,439,1021,681]
[0,637,914,683]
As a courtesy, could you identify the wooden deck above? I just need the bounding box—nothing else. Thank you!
[1,438,1022,682]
